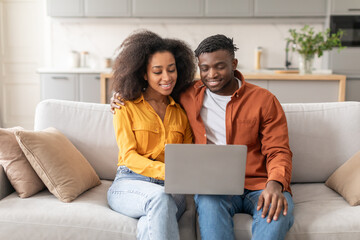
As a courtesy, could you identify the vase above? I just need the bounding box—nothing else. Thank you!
[298,54,314,74]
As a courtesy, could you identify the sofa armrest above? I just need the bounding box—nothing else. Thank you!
[0,165,14,200]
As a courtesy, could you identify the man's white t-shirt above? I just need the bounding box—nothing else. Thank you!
[200,78,241,145]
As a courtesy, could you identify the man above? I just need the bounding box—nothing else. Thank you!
[111,34,294,240]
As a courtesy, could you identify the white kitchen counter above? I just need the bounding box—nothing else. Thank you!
[238,68,333,75]
[37,68,113,74]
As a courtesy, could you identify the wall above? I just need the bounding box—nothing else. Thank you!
[47,18,325,71]
[0,0,44,129]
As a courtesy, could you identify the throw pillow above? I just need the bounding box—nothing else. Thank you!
[14,127,101,202]
[325,150,360,206]
[0,127,45,198]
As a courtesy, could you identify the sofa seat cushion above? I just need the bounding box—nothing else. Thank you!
[232,183,360,240]
[0,180,196,240]
[0,180,137,239]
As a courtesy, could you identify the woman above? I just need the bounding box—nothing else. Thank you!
[107,30,196,240]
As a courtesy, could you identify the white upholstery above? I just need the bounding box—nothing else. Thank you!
[283,102,360,183]
[0,180,196,240]
[0,100,196,240]
[233,183,360,240]
[288,183,360,240]
[232,101,360,240]
[0,181,138,239]
[1,99,360,240]
[34,100,360,184]
[34,100,118,180]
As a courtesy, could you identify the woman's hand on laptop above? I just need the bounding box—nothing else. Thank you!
[110,92,124,114]
[257,180,288,223]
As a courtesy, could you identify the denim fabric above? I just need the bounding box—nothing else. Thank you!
[195,190,294,240]
[107,166,186,240]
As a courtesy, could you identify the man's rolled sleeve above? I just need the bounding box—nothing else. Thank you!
[261,96,292,193]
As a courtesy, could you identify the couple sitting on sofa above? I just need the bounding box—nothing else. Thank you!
[108,30,294,240]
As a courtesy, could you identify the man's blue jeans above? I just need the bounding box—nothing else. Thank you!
[195,190,294,240]
[107,166,186,240]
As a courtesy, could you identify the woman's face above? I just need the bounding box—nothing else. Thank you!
[144,51,177,97]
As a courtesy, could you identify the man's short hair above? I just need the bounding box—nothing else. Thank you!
[194,34,238,58]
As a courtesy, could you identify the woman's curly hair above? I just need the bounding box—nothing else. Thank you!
[112,30,196,101]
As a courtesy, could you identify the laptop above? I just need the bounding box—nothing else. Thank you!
[164,144,247,195]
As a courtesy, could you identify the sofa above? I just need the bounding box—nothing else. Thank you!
[0,99,360,240]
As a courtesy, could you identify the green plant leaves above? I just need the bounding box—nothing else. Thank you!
[286,25,345,58]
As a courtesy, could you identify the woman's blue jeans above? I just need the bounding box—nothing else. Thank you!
[195,190,294,240]
[107,166,186,240]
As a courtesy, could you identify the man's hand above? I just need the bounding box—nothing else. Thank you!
[110,92,124,114]
[257,180,288,223]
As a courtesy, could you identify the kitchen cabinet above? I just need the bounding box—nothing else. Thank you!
[79,74,101,102]
[204,0,253,17]
[47,0,131,17]
[41,73,78,101]
[329,48,360,76]
[331,0,360,15]
[47,0,328,18]
[254,0,327,17]
[346,78,360,101]
[47,0,83,17]
[41,73,101,103]
[329,47,360,102]
[248,80,339,103]
[267,80,339,103]
[245,74,346,103]
[132,0,202,17]
[84,0,131,17]
[329,48,360,101]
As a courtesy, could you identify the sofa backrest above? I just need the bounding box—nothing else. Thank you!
[34,100,360,183]
[282,102,360,183]
[34,100,118,180]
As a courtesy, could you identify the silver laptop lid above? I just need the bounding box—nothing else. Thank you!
[165,144,247,195]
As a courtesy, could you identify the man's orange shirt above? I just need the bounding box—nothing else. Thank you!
[113,94,193,180]
[179,70,292,193]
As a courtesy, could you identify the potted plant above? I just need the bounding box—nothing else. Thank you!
[286,25,345,74]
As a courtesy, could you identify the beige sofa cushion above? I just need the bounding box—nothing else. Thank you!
[325,151,360,206]
[14,127,101,202]
[0,127,44,198]
[0,181,138,240]
[0,180,197,240]
[231,183,360,240]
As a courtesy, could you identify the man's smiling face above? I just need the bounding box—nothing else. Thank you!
[198,49,238,96]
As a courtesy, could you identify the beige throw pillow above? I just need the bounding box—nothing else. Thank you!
[325,150,360,206]
[0,127,45,198]
[14,127,101,202]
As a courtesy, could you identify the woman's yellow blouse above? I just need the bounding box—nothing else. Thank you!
[113,94,193,180]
